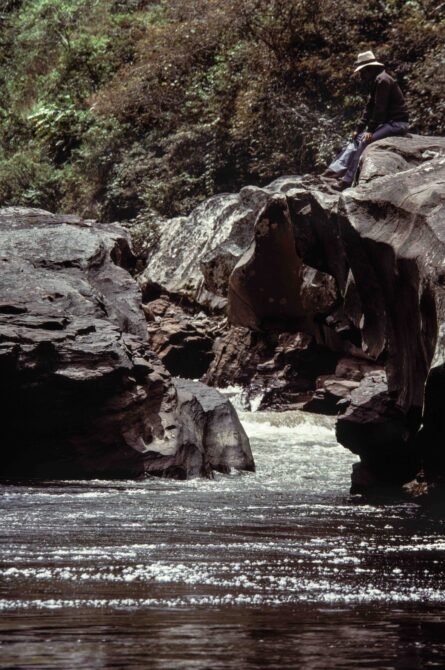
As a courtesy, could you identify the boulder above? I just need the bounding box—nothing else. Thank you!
[172,378,255,476]
[138,188,267,310]
[138,176,324,310]
[0,207,254,479]
[336,140,445,489]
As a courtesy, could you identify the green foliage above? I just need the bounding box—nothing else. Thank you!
[0,150,61,208]
[0,0,443,220]
[28,99,93,163]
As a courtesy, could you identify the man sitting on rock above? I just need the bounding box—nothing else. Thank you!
[327,50,409,190]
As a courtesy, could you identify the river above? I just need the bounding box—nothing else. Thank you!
[1,395,445,668]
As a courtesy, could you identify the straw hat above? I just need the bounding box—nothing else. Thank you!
[354,50,384,73]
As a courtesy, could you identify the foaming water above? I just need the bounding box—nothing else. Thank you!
[1,399,445,668]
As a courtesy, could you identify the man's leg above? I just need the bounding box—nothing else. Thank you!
[341,134,369,186]
[341,123,408,186]
[370,121,409,142]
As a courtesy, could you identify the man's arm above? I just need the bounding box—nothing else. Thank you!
[368,77,391,131]
[355,96,372,134]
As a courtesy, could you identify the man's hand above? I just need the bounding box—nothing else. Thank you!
[363,132,373,142]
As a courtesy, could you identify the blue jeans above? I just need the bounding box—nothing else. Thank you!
[342,121,409,185]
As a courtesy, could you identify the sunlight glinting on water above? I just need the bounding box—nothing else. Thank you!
[1,398,444,615]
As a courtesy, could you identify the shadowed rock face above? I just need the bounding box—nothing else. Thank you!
[336,147,445,491]
[203,327,339,411]
[228,195,306,331]
[0,208,254,480]
[143,297,225,379]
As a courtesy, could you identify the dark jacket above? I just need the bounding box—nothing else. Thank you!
[356,70,409,133]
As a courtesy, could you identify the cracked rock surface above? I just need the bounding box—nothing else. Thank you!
[0,208,253,479]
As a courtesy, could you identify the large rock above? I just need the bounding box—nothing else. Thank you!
[0,208,254,479]
[216,135,445,492]
[138,189,267,310]
[135,134,445,494]
[336,370,420,491]
[228,194,307,331]
[335,138,445,490]
[138,175,329,311]
[173,378,254,476]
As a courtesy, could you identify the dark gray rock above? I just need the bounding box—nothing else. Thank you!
[0,207,254,480]
[302,357,382,415]
[336,370,420,491]
[0,208,172,478]
[300,265,338,317]
[228,195,306,331]
[143,297,224,378]
[173,378,255,475]
[204,327,338,411]
[336,141,445,491]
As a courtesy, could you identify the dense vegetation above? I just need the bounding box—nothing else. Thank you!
[0,0,443,223]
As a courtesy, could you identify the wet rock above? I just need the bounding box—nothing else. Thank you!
[136,172,360,410]
[336,370,420,487]
[203,326,267,389]
[172,378,255,475]
[302,357,382,415]
[0,207,253,480]
[144,297,224,378]
[228,195,307,331]
[204,327,338,411]
[336,146,445,489]
[414,363,445,485]
[303,376,360,415]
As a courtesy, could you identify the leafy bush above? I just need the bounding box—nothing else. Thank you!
[0,151,61,208]
[28,99,93,163]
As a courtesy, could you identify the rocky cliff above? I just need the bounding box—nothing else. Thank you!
[0,208,254,479]
[140,134,445,494]
[337,137,445,493]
